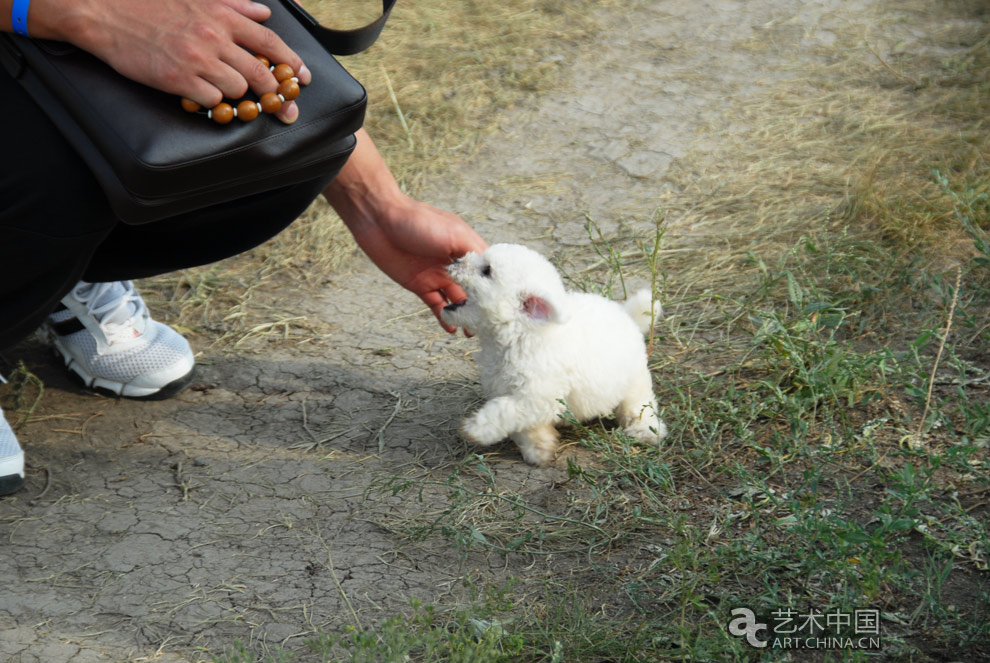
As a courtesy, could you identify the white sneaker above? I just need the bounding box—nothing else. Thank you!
[44,281,195,399]
[0,404,25,496]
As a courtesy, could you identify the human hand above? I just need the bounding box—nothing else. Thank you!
[349,198,488,333]
[31,0,310,123]
[324,130,488,332]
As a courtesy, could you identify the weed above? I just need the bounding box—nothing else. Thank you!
[206,1,990,661]
[2,361,44,429]
[212,640,295,663]
[213,596,525,663]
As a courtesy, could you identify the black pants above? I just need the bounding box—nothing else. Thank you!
[0,68,333,350]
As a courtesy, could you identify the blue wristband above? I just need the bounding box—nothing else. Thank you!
[11,0,30,36]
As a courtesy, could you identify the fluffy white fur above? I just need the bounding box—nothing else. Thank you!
[441,243,667,466]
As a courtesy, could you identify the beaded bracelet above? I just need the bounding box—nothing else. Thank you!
[181,56,302,125]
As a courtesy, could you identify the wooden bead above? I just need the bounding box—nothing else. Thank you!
[210,102,234,124]
[180,62,304,124]
[272,63,295,82]
[277,79,300,101]
[237,99,260,122]
[260,92,282,114]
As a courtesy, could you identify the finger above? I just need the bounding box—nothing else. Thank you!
[442,291,474,337]
[183,77,225,110]
[200,59,251,102]
[276,100,299,125]
[421,292,458,334]
[442,283,469,305]
[237,21,310,86]
[225,45,280,97]
[220,47,301,124]
[219,0,272,22]
[447,224,489,259]
[219,0,310,86]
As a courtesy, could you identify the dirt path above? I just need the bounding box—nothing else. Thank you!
[0,0,943,660]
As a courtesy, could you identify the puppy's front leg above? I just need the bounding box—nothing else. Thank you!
[460,396,522,446]
[616,372,667,445]
[461,395,557,447]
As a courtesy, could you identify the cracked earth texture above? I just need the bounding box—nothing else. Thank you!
[1,0,976,660]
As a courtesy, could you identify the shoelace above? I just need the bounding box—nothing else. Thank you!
[73,281,148,331]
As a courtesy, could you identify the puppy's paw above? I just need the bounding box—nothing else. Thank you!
[520,444,556,467]
[522,449,555,467]
[655,420,669,442]
[623,419,668,446]
[460,415,503,447]
[514,425,559,467]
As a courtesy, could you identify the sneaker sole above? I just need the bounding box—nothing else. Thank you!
[0,452,25,496]
[0,473,24,496]
[89,366,197,401]
[63,359,197,400]
[49,333,197,400]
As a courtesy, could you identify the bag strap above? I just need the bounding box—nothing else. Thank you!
[281,0,397,56]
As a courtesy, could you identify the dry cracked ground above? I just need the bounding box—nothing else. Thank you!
[0,0,978,661]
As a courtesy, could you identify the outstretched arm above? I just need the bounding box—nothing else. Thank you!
[323,129,488,333]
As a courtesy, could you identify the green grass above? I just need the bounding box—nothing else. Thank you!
[213,598,527,663]
[205,1,990,661]
[282,196,987,661]
[213,134,990,663]
[214,208,987,660]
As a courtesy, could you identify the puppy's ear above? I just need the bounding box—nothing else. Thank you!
[522,294,567,324]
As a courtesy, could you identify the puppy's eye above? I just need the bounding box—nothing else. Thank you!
[481,265,493,278]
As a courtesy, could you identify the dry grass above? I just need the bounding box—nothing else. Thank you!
[308,0,604,190]
[352,7,990,657]
[143,0,606,346]
[138,0,988,350]
[647,0,990,312]
[175,2,990,660]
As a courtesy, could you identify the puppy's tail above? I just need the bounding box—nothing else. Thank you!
[624,289,661,335]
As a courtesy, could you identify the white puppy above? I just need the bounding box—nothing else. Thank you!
[441,243,667,466]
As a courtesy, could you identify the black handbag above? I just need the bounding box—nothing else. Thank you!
[0,0,395,224]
